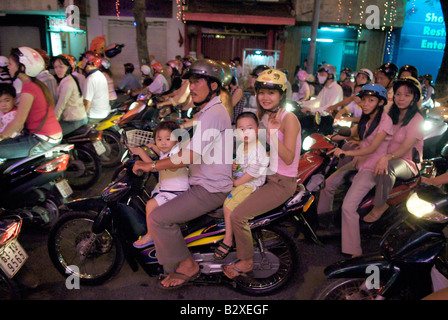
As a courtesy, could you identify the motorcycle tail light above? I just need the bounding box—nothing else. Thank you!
[35,154,70,173]
[0,221,21,247]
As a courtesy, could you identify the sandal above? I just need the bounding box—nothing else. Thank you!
[158,270,201,290]
[213,241,232,260]
[222,263,253,280]
[133,234,153,249]
[363,204,389,223]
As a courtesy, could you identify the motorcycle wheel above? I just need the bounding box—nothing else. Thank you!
[100,129,125,168]
[65,146,102,190]
[47,211,125,285]
[233,225,300,296]
[311,278,382,300]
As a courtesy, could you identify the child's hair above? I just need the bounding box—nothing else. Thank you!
[236,111,259,126]
[154,120,180,138]
[0,83,16,98]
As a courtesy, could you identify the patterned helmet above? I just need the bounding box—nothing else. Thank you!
[11,47,45,77]
[255,69,287,93]
[82,51,102,68]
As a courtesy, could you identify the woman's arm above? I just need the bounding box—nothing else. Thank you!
[344,131,389,157]
[269,111,300,165]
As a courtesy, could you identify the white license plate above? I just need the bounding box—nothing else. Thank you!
[0,239,28,278]
[93,140,106,156]
[56,178,73,198]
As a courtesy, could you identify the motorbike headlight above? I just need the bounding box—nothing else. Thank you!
[423,120,434,133]
[285,102,295,112]
[406,192,448,223]
[302,136,316,151]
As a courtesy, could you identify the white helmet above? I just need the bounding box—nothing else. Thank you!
[0,56,9,68]
[13,47,45,77]
[141,64,152,77]
[356,68,374,82]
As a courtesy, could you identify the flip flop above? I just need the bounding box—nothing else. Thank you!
[133,235,153,249]
[158,270,201,290]
[222,264,254,280]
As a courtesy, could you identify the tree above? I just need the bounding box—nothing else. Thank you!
[435,0,448,98]
[132,0,150,67]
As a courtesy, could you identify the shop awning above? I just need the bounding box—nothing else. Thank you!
[184,12,295,26]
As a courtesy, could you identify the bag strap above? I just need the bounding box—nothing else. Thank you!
[29,105,49,135]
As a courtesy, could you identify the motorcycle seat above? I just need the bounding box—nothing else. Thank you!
[64,124,94,139]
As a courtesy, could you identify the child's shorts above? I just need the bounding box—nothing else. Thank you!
[223,185,255,211]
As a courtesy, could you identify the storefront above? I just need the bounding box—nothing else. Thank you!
[47,16,87,60]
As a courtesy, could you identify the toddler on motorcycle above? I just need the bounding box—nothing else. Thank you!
[213,112,269,260]
[131,120,190,248]
[0,83,20,139]
[317,83,393,257]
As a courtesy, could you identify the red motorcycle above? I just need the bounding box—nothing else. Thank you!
[297,131,436,237]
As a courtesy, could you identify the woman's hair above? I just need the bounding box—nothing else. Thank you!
[10,49,54,108]
[388,82,422,127]
[357,99,384,140]
[54,56,83,98]
[154,120,180,138]
[236,111,259,127]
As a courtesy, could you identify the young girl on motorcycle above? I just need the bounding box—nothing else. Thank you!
[317,83,393,257]
[131,120,190,248]
[222,69,301,279]
[213,112,269,260]
[363,77,424,223]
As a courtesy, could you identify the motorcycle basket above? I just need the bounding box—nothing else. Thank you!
[125,129,154,148]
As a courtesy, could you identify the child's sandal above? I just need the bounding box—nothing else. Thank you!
[213,241,232,260]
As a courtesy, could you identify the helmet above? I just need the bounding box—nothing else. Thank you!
[297,70,308,82]
[57,54,76,71]
[423,74,433,83]
[216,61,232,87]
[182,59,224,86]
[398,65,418,79]
[141,65,152,76]
[393,76,422,101]
[12,47,45,77]
[318,64,337,80]
[250,65,269,77]
[341,67,354,77]
[377,62,398,80]
[356,68,374,82]
[255,69,287,93]
[0,56,9,67]
[357,83,388,103]
[166,60,183,74]
[82,51,102,68]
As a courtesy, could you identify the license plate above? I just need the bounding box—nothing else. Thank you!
[93,140,106,156]
[0,239,28,278]
[56,179,73,198]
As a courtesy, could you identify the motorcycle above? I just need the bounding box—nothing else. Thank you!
[63,125,104,190]
[0,144,74,227]
[312,181,448,300]
[298,130,436,238]
[47,128,318,295]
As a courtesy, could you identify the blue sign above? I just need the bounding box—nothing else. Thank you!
[387,0,445,78]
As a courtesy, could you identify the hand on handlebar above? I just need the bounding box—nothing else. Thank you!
[327,147,345,159]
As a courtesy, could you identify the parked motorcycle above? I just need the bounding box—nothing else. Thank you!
[63,125,103,190]
[312,182,448,300]
[0,144,74,227]
[47,128,318,295]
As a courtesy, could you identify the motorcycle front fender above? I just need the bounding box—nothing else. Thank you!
[325,253,393,279]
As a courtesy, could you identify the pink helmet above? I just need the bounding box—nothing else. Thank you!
[297,70,308,82]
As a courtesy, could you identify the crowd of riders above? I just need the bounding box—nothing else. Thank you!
[0,44,441,288]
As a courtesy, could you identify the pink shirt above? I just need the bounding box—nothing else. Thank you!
[387,113,424,176]
[354,112,393,172]
[273,111,301,177]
